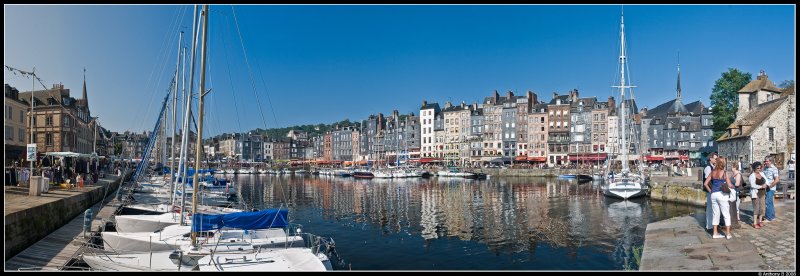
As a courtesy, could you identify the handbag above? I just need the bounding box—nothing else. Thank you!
[720,172,732,194]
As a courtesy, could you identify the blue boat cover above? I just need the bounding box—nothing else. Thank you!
[192,209,288,232]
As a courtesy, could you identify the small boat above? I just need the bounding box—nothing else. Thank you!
[352,171,374,179]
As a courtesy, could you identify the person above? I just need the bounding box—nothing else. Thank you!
[703,152,719,230]
[729,164,742,228]
[749,162,769,228]
[763,158,780,222]
[77,173,84,190]
[785,159,795,200]
[738,157,744,172]
[703,157,733,239]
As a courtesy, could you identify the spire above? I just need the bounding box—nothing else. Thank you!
[676,52,681,101]
[82,67,89,112]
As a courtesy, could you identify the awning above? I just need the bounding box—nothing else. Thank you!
[680,155,689,160]
[527,156,547,162]
[514,156,528,161]
[44,152,93,158]
[343,161,354,165]
[568,153,608,161]
[419,158,443,163]
[645,155,665,161]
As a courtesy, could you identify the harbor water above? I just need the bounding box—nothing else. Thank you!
[232,174,703,270]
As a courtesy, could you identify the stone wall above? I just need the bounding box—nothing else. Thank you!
[751,102,789,168]
[648,176,707,207]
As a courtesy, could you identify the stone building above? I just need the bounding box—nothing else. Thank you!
[18,82,93,155]
[527,103,548,164]
[639,63,712,165]
[4,84,28,165]
[717,71,795,167]
[442,102,472,165]
[547,91,573,166]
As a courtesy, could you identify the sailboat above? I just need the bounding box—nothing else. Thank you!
[603,12,648,200]
[84,6,332,271]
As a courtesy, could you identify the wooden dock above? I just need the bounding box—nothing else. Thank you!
[5,176,127,271]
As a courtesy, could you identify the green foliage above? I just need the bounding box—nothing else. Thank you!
[779,79,795,89]
[710,68,751,139]
[212,119,361,141]
[113,142,123,155]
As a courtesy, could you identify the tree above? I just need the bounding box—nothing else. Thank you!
[710,68,751,139]
[779,80,795,89]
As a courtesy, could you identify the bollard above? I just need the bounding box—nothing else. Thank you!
[83,209,93,238]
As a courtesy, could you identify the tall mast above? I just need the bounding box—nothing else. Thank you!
[191,4,209,246]
[181,5,200,226]
[169,31,183,205]
[612,12,635,171]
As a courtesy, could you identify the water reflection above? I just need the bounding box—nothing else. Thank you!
[230,175,701,270]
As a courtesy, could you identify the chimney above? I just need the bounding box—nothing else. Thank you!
[461,101,466,108]
[608,96,616,115]
[445,101,453,108]
[527,90,536,112]
[472,102,478,110]
[553,91,558,100]
[393,109,399,118]
[507,90,514,99]
[493,90,499,104]
[422,100,427,108]
[640,107,648,117]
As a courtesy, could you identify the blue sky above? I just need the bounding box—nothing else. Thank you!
[4,5,795,136]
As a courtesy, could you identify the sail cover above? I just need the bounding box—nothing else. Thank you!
[192,209,288,232]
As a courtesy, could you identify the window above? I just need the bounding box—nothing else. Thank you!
[6,106,12,120]
[45,133,53,146]
[19,129,24,142]
[45,116,53,126]
[769,128,774,141]
[5,126,12,140]
[20,110,23,123]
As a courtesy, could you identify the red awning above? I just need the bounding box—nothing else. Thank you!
[419,158,443,163]
[527,157,547,162]
[679,155,689,160]
[568,153,608,161]
[514,156,528,161]
[645,155,665,161]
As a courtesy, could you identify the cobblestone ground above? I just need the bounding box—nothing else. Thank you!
[641,198,795,271]
[736,198,795,270]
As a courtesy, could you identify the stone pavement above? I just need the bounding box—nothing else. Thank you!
[640,198,795,271]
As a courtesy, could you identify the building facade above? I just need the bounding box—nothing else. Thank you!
[718,71,795,168]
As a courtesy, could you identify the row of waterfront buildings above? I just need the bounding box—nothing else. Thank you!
[7,70,793,169]
[201,66,721,168]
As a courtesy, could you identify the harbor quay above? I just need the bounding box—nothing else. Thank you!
[640,200,795,270]
[4,172,127,269]
[641,171,795,271]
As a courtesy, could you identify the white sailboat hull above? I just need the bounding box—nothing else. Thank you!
[197,248,329,271]
[603,179,648,199]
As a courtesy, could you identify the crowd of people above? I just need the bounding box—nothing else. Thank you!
[4,157,131,191]
[701,152,794,240]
